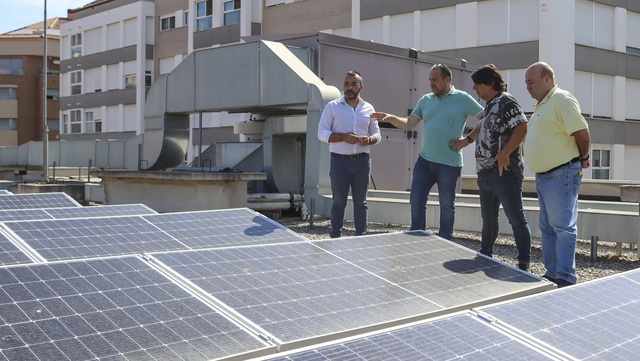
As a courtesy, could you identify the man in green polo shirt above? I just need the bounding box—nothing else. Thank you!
[371,63,483,239]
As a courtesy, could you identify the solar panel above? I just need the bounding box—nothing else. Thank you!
[151,233,550,348]
[258,312,554,361]
[3,216,184,261]
[0,256,272,360]
[1,208,307,261]
[44,203,157,219]
[314,232,549,308]
[143,208,307,248]
[152,243,440,346]
[0,192,81,210]
[0,209,52,222]
[475,268,640,360]
[0,228,33,266]
[0,204,156,223]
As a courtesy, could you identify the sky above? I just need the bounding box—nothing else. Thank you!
[0,0,89,34]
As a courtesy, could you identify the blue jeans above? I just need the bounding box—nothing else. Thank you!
[329,154,370,238]
[536,161,582,284]
[410,156,461,239]
[478,169,531,266]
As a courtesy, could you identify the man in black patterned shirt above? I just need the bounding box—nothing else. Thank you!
[452,64,532,271]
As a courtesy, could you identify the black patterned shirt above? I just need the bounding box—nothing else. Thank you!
[475,92,527,178]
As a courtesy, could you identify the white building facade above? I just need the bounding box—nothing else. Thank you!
[59,0,640,181]
[321,0,640,181]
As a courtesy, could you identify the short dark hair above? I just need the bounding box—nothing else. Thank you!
[431,63,452,79]
[345,70,363,84]
[471,64,507,92]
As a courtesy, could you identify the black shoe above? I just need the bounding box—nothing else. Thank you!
[541,274,556,283]
[555,278,575,288]
[517,263,529,271]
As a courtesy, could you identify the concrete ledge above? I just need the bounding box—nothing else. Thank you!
[621,185,640,202]
[93,170,267,212]
[326,191,639,256]
[93,170,266,182]
[9,182,86,205]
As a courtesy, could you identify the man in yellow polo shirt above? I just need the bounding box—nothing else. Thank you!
[524,62,591,288]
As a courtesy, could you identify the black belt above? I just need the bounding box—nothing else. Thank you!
[331,152,369,160]
[537,156,581,175]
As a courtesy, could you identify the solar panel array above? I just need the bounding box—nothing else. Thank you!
[255,268,640,361]
[0,193,636,360]
[260,312,554,361]
[1,209,307,262]
[0,192,81,210]
[475,268,640,360]
[150,232,550,350]
[0,204,156,222]
[0,256,272,360]
[0,228,33,266]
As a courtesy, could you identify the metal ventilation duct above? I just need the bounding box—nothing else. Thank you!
[142,40,339,173]
[141,40,340,211]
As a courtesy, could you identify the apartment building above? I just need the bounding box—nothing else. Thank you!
[266,0,640,181]
[59,0,640,181]
[0,18,67,147]
[60,0,263,162]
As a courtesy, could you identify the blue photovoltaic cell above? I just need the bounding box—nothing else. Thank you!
[3,216,185,261]
[144,208,307,249]
[0,204,156,222]
[264,313,552,361]
[0,257,270,360]
[44,204,157,219]
[0,230,32,266]
[0,209,52,222]
[477,269,640,360]
[0,192,81,210]
[315,232,549,308]
[152,243,444,344]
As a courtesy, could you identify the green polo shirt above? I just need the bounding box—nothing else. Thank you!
[411,86,483,167]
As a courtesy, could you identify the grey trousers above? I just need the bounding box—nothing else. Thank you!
[329,153,370,238]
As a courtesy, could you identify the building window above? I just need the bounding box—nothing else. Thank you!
[627,46,640,56]
[223,0,241,25]
[47,118,59,131]
[71,33,82,58]
[125,74,136,88]
[69,110,82,133]
[592,149,610,179]
[145,71,152,87]
[184,11,189,27]
[0,59,23,75]
[70,71,82,95]
[46,58,60,75]
[84,111,101,133]
[196,0,212,31]
[0,87,18,100]
[0,119,17,130]
[46,88,59,100]
[160,15,176,31]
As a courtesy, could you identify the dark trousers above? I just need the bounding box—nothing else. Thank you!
[329,154,370,238]
[478,169,532,266]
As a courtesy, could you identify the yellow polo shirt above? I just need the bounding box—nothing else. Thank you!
[524,86,588,173]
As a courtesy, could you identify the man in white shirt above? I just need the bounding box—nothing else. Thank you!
[318,71,381,238]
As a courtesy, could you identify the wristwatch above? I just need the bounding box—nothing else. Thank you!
[466,135,474,144]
